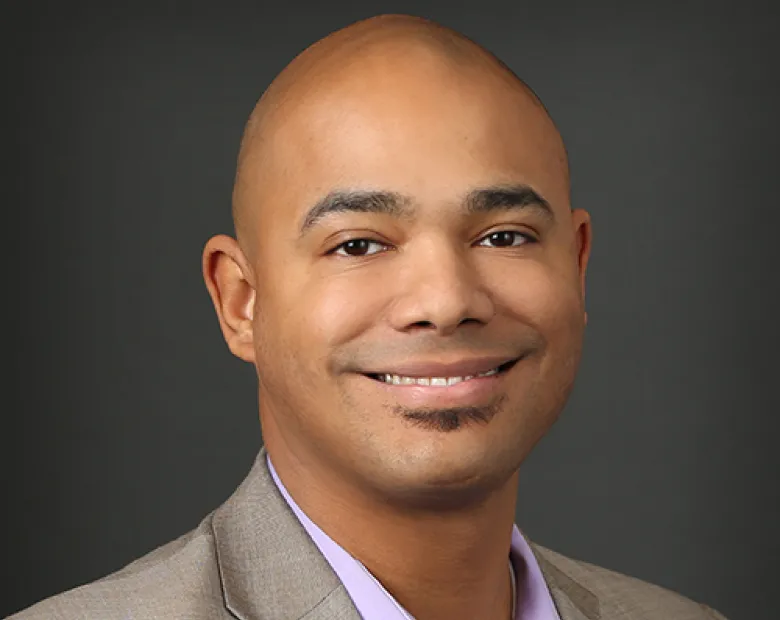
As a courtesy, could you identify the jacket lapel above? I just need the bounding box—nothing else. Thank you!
[531,543,601,620]
[211,449,361,620]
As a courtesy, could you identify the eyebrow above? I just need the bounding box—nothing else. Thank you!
[298,183,553,237]
[299,190,411,237]
[465,185,554,220]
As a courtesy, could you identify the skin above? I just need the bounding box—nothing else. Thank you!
[203,14,591,620]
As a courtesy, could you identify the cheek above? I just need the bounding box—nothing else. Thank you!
[484,259,582,329]
[253,265,394,394]
[302,270,393,348]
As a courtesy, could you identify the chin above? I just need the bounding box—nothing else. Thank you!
[369,442,518,509]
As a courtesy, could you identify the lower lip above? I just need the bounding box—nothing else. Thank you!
[364,371,507,408]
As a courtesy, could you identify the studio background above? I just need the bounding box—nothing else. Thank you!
[4,1,778,618]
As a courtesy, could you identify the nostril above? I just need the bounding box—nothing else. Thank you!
[409,320,435,329]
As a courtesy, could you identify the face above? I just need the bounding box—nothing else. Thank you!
[237,62,590,506]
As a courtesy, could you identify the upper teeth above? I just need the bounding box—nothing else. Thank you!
[378,367,500,386]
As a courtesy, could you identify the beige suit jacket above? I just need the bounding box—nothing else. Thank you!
[10,450,728,619]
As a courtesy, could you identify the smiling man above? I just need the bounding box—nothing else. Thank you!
[12,14,727,620]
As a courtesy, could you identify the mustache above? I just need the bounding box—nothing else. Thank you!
[333,332,543,373]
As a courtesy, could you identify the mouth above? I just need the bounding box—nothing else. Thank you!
[364,358,519,387]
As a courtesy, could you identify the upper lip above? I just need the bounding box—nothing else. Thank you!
[363,355,519,378]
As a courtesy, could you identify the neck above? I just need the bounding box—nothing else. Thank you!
[268,446,519,620]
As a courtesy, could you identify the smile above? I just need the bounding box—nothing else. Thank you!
[366,359,518,387]
[374,366,500,386]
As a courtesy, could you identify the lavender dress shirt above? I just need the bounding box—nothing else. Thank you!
[268,458,561,620]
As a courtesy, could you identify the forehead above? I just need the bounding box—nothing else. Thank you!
[246,62,568,232]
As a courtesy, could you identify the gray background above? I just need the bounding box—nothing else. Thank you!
[4,1,778,618]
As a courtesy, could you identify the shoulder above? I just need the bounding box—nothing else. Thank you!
[533,545,728,620]
[8,515,231,620]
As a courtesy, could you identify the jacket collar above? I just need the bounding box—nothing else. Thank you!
[531,543,601,620]
[211,449,360,620]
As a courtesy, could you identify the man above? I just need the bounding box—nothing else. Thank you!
[12,14,727,620]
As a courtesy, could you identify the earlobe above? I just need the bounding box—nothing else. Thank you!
[202,235,257,363]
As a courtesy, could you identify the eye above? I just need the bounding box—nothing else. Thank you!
[332,238,389,257]
[476,230,534,248]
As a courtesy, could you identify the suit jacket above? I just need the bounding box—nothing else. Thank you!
[10,450,727,619]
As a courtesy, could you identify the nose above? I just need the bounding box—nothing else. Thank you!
[388,238,495,336]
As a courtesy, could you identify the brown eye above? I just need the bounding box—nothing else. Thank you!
[477,231,531,248]
[334,239,387,257]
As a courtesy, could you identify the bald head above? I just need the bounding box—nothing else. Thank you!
[231,14,568,247]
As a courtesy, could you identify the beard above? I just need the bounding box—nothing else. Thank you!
[394,395,506,432]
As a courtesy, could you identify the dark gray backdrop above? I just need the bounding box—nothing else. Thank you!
[5,1,778,618]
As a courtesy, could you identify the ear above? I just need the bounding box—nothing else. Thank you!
[202,234,256,363]
[570,208,592,324]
